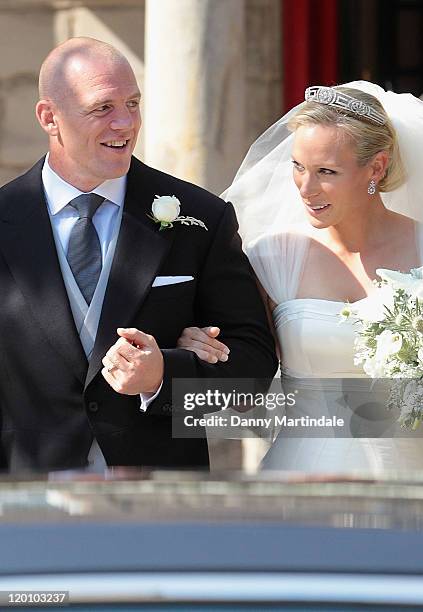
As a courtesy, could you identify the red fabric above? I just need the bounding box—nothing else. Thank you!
[282,0,338,112]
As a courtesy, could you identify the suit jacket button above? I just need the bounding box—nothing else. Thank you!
[88,401,99,413]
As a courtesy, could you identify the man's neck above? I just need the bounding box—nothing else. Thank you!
[47,155,103,192]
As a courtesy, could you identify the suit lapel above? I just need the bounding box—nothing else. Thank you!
[0,160,88,383]
[86,159,175,389]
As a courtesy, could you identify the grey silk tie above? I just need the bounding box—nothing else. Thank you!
[67,193,105,304]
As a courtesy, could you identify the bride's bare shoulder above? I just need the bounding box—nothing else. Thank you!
[384,211,419,242]
[386,210,416,228]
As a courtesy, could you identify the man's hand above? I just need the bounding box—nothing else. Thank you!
[102,327,164,395]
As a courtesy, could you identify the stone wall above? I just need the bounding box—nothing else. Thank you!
[0,1,55,184]
[0,0,145,185]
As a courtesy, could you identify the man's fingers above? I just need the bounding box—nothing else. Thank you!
[102,354,130,373]
[101,367,127,393]
[102,366,120,385]
[103,329,163,395]
[117,327,153,348]
[115,341,141,362]
[105,345,132,367]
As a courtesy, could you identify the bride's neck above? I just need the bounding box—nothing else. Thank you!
[324,199,389,254]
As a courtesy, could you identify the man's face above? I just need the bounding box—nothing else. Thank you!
[48,58,141,191]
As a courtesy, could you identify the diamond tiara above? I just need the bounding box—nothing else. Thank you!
[304,86,387,126]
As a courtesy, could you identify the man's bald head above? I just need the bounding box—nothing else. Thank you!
[38,37,132,104]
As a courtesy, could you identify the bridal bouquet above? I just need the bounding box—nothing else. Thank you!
[341,267,423,429]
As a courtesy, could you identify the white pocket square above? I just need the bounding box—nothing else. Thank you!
[152,275,194,287]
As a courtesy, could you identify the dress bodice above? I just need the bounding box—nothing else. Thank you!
[247,224,423,380]
[273,298,366,378]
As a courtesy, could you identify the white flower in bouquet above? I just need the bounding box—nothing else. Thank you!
[377,266,423,298]
[342,267,423,430]
[375,329,403,360]
[351,284,394,323]
[362,355,387,378]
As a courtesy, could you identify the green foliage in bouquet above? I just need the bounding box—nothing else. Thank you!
[342,268,423,430]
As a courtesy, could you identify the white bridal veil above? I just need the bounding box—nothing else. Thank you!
[222,81,423,249]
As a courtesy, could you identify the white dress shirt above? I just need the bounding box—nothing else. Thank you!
[42,154,126,264]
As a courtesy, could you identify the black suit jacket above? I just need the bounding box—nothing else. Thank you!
[0,157,278,473]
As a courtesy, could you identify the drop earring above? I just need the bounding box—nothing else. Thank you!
[367,179,376,195]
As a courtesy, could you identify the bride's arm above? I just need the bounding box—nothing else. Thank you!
[256,278,281,361]
[176,277,280,363]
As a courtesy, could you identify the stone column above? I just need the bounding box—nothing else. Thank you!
[245,0,282,144]
[144,0,246,195]
[54,0,145,157]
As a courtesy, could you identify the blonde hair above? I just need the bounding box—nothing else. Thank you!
[288,86,406,192]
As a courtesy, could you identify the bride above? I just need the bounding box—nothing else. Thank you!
[177,82,423,473]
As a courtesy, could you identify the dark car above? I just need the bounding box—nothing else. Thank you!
[0,470,423,610]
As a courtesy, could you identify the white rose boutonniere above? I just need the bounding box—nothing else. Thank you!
[152,195,180,224]
[149,195,208,231]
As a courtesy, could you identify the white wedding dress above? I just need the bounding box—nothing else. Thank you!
[247,226,423,474]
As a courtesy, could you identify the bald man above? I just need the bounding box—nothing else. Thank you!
[0,38,277,473]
